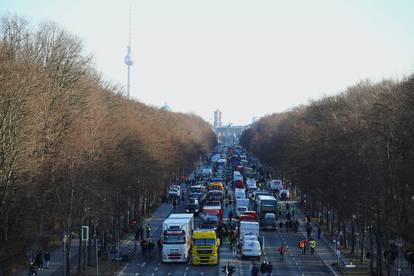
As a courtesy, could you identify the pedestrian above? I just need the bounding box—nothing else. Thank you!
[146,224,151,238]
[279,221,284,229]
[139,225,144,241]
[286,212,291,221]
[157,238,163,257]
[141,239,147,256]
[135,225,140,241]
[279,244,286,261]
[309,238,316,255]
[302,240,308,255]
[266,261,273,276]
[285,202,290,211]
[260,260,267,275]
[251,262,259,276]
[292,207,295,218]
[228,210,233,223]
[44,251,50,269]
[147,238,154,254]
[35,251,44,270]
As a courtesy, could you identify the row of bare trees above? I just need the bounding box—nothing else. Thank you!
[240,78,414,275]
[0,15,216,274]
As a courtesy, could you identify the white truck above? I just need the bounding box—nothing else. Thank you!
[162,215,194,263]
[234,188,246,199]
[246,178,257,190]
[255,195,278,220]
[236,197,250,209]
[168,214,195,230]
[239,221,263,260]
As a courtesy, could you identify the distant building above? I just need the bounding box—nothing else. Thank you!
[213,109,222,128]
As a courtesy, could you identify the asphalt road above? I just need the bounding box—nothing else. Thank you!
[118,182,333,276]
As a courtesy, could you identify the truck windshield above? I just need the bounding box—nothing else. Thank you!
[193,238,216,246]
[190,187,202,193]
[262,200,276,206]
[163,235,185,244]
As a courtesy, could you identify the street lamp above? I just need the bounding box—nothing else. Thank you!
[351,214,356,256]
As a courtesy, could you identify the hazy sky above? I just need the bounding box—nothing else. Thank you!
[2,0,414,125]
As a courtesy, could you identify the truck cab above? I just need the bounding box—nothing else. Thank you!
[191,229,220,265]
[162,217,193,263]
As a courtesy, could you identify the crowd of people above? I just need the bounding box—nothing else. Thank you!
[27,250,50,275]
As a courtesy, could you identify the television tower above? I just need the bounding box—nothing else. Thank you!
[123,7,134,98]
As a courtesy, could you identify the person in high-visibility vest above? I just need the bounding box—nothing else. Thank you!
[279,244,286,261]
[298,239,307,255]
[309,238,316,255]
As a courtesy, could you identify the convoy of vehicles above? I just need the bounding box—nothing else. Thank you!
[158,143,294,269]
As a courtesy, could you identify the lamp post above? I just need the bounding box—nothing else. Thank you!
[63,232,67,276]
[351,214,356,256]
[327,210,332,233]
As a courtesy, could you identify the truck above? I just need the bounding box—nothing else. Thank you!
[233,171,244,188]
[255,195,278,220]
[234,188,246,199]
[269,179,283,193]
[191,229,220,265]
[209,182,225,194]
[202,201,223,224]
[239,221,263,260]
[236,197,249,206]
[161,216,194,263]
[168,213,195,230]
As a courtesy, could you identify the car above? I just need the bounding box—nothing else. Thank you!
[168,187,180,199]
[235,206,248,218]
[189,192,202,201]
[243,211,258,221]
[200,214,219,230]
[262,213,277,230]
[185,198,200,215]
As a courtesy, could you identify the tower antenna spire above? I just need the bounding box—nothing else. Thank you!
[124,5,134,98]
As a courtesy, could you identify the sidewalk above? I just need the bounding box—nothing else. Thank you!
[15,201,174,276]
[15,240,79,276]
[292,202,347,276]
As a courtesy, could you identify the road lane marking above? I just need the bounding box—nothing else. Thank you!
[184,273,187,276]
[140,262,146,267]
[154,267,159,271]
[186,266,189,271]
[135,273,139,276]
[150,273,155,276]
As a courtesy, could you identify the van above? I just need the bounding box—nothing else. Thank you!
[234,188,246,199]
